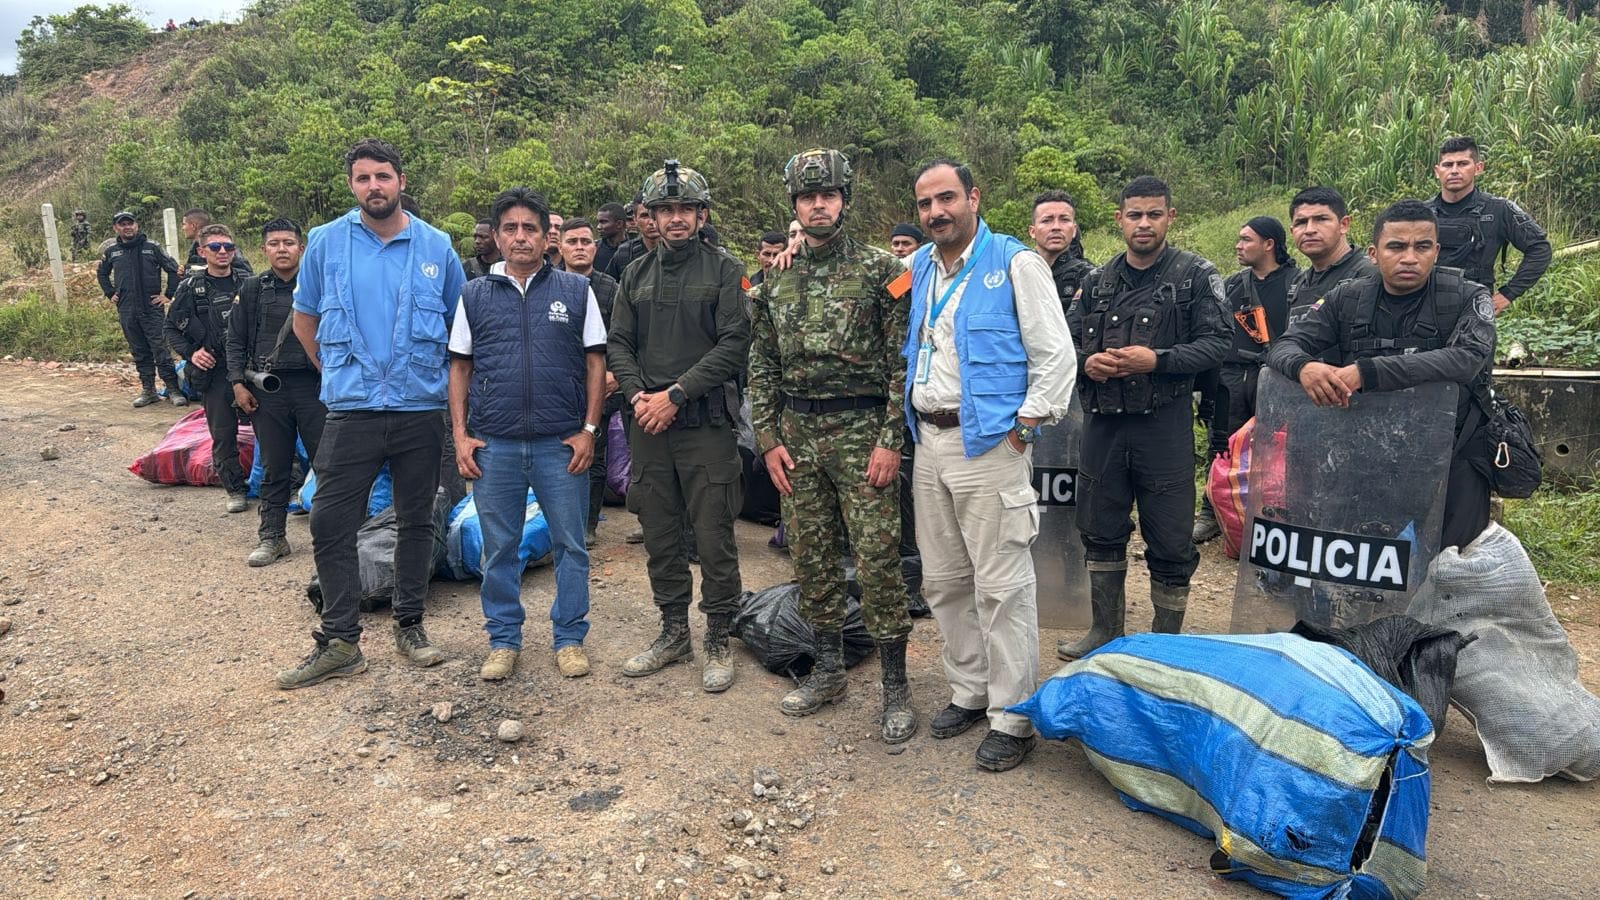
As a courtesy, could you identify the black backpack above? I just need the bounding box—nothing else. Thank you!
[1459,392,1542,499]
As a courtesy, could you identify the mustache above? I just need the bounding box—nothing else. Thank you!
[928,217,954,230]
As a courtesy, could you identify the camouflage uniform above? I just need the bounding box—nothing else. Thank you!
[750,235,911,639]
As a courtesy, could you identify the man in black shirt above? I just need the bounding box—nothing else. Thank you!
[181,208,251,277]
[462,219,499,280]
[604,194,661,281]
[1194,216,1296,543]
[593,202,627,275]
[227,218,325,566]
[1029,190,1092,312]
[166,224,250,511]
[749,231,787,288]
[1428,136,1551,315]
[1268,200,1496,549]
[559,217,623,546]
[1287,187,1375,330]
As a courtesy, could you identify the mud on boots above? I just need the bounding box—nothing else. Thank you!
[781,630,847,715]
[1150,580,1188,634]
[878,637,917,743]
[1057,560,1127,660]
[622,604,693,677]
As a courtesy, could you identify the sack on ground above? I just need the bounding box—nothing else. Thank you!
[1010,632,1434,900]
[298,463,393,518]
[733,583,875,677]
[1292,615,1474,736]
[306,488,452,614]
[129,408,255,487]
[246,436,309,506]
[1407,521,1600,782]
[441,489,552,580]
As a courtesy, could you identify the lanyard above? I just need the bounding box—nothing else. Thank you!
[926,230,992,332]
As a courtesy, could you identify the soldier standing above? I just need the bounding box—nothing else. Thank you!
[749,148,917,743]
[70,211,91,260]
[1060,177,1229,659]
[1428,136,1551,315]
[608,161,752,693]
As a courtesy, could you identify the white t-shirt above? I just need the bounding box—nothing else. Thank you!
[448,261,607,355]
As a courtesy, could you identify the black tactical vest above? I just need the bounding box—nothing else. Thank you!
[1342,268,1470,363]
[1080,249,1201,415]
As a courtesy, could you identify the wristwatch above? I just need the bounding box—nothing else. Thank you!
[582,422,600,437]
[1013,422,1039,444]
[666,384,687,406]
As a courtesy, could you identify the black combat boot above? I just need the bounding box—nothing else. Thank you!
[702,612,736,693]
[781,629,847,716]
[1056,562,1127,660]
[1150,581,1189,634]
[623,605,693,677]
[878,638,917,744]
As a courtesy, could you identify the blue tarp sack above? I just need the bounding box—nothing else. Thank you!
[441,489,551,580]
[298,463,393,517]
[246,437,310,505]
[1009,633,1434,900]
[162,360,205,401]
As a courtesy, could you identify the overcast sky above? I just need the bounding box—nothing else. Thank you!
[2,2,251,75]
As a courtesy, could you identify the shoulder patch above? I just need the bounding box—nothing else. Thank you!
[886,269,912,299]
[1474,291,1494,321]
[741,276,752,292]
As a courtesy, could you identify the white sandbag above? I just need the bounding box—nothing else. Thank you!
[1407,522,1600,782]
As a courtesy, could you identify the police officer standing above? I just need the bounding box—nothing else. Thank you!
[227,218,325,566]
[166,224,250,512]
[180,209,251,278]
[1428,136,1551,315]
[1287,186,1375,328]
[1029,190,1093,311]
[556,216,623,547]
[1193,216,1296,543]
[749,148,916,742]
[1061,177,1228,660]
[97,210,186,408]
[1268,200,1496,549]
[608,161,752,693]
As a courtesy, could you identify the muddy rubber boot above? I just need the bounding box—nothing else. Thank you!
[781,630,847,716]
[1192,502,1220,544]
[622,606,693,677]
[1056,562,1127,660]
[132,386,159,408]
[878,638,918,744]
[702,613,736,693]
[1150,581,1189,635]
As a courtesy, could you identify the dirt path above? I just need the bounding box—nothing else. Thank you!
[1,361,1596,897]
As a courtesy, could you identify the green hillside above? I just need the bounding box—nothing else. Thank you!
[2,0,1599,360]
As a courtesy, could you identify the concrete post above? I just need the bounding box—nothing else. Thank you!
[162,208,180,266]
[40,203,69,308]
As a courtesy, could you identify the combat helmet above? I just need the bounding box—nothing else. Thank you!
[783,148,853,201]
[641,160,711,208]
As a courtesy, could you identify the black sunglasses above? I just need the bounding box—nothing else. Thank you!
[205,242,237,252]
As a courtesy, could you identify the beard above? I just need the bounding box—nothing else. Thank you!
[361,193,400,220]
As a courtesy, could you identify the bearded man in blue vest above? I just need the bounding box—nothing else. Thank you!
[904,159,1077,772]
[448,188,607,682]
[276,138,467,690]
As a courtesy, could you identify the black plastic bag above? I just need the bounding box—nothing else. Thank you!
[307,488,452,615]
[733,583,876,677]
[1292,614,1476,734]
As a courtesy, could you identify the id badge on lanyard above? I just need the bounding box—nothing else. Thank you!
[916,232,990,385]
[914,342,932,384]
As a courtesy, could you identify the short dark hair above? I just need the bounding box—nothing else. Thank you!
[182,208,210,224]
[399,193,421,215]
[489,187,552,233]
[1032,190,1077,218]
[598,202,625,219]
[474,218,493,228]
[1439,136,1479,160]
[1372,199,1437,244]
[561,217,594,236]
[914,157,976,193]
[260,217,302,241]
[1289,186,1348,220]
[344,138,404,176]
[1119,176,1170,206]
[198,223,232,240]
[759,231,787,247]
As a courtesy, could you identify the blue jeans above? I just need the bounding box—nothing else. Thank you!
[474,435,591,650]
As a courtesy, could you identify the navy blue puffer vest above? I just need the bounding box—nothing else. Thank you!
[462,266,591,439]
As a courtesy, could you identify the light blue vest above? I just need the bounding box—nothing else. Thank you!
[902,219,1030,457]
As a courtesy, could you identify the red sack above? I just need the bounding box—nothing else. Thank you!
[129,409,255,487]
[1204,417,1287,560]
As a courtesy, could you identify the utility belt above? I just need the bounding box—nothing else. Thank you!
[1081,373,1190,415]
[782,394,885,415]
[651,383,730,430]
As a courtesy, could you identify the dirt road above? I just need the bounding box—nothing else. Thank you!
[1,361,1596,897]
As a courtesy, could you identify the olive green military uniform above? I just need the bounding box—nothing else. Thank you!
[607,239,751,616]
[749,234,911,639]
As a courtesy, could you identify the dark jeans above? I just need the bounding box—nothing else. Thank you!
[117,298,178,389]
[1077,401,1200,586]
[587,413,609,535]
[200,370,246,494]
[252,370,325,538]
[309,410,444,643]
[627,420,742,616]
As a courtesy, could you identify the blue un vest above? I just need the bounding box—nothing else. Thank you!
[462,266,591,440]
[902,219,1030,457]
[309,210,456,411]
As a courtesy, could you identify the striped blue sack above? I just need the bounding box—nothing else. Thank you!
[1009,632,1433,899]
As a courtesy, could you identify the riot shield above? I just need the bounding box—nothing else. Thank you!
[1032,398,1090,629]
[1230,370,1456,633]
